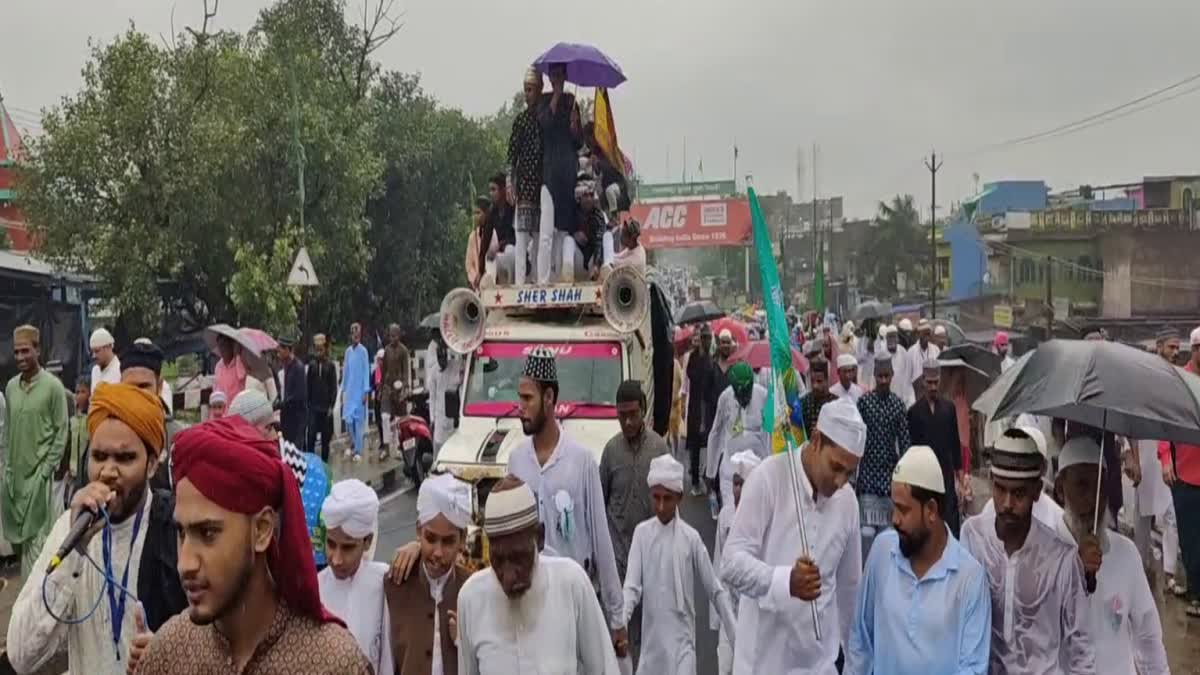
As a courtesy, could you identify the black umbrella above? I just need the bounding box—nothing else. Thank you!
[940,343,1003,378]
[973,339,1200,445]
[931,319,967,347]
[675,300,724,325]
[852,300,891,321]
[913,358,992,404]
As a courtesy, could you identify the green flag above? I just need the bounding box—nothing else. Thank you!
[748,188,793,439]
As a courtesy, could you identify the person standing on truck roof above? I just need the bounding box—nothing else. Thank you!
[536,63,584,284]
[506,346,629,659]
[507,66,543,286]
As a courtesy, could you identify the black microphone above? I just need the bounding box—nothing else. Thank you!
[46,509,99,574]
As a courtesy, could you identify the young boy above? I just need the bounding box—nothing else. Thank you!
[65,376,91,504]
[623,454,736,675]
[712,449,761,675]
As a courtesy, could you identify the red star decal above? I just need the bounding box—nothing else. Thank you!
[494,292,503,304]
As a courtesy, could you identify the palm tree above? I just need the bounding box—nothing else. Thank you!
[865,195,923,299]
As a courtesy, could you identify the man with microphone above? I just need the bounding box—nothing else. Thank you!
[6,383,187,674]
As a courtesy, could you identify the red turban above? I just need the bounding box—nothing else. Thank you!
[171,416,342,627]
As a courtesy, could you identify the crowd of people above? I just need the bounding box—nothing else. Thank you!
[1,308,1194,673]
[466,66,643,291]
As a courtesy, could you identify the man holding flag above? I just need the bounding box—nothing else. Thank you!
[718,188,866,674]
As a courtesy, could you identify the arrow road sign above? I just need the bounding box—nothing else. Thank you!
[287,247,319,287]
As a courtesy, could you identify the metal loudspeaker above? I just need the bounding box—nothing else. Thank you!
[439,287,486,354]
[602,266,649,333]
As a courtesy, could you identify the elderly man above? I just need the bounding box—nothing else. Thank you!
[622,454,736,675]
[829,353,863,402]
[386,472,473,675]
[855,355,911,556]
[457,482,620,674]
[847,445,991,675]
[319,479,393,675]
[706,362,768,511]
[381,324,412,455]
[89,327,121,392]
[1054,437,1169,675]
[4,325,68,579]
[506,347,627,650]
[8,383,188,673]
[342,322,372,462]
[961,429,1095,674]
[137,417,370,674]
[721,398,867,675]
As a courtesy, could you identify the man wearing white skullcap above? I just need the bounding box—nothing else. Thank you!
[506,347,627,654]
[622,454,735,675]
[830,353,863,402]
[905,319,940,403]
[457,480,621,674]
[318,479,393,675]
[932,324,948,349]
[721,397,866,674]
[979,425,1064,530]
[89,327,121,394]
[1052,438,1168,675]
[897,318,914,350]
[961,428,1096,674]
[881,323,916,407]
[846,446,991,675]
[712,450,760,675]
[383,473,472,675]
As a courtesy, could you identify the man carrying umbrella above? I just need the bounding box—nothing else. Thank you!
[1159,324,1200,619]
[1054,436,1169,674]
[961,430,1095,674]
[535,63,584,284]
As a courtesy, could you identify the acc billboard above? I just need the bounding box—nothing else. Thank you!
[628,198,751,249]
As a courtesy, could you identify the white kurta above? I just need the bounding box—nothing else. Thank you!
[712,504,737,675]
[8,496,152,674]
[1051,518,1169,675]
[885,346,917,407]
[829,381,863,403]
[623,515,735,675]
[721,449,862,675]
[1135,438,1171,518]
[318,561,393,675]
[706,385,768,509]
[906,341,940,380]
[90,355,122,393]
[457,555,620,675]
[428,347,464,450]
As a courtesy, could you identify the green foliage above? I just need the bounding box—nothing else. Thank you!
[18,0,503,339]
[862,194,924,299]
[0,228,10,251]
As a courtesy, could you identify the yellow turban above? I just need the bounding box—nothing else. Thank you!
[88,383,166,455]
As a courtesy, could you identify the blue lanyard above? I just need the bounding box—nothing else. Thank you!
[101,504,144,661]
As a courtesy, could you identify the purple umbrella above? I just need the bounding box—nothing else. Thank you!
[533,42,626,88]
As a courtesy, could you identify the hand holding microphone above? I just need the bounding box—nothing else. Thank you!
[47,482,115,573]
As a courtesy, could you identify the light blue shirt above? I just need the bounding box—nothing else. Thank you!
[846,528,991,675]
[341,343,370,419]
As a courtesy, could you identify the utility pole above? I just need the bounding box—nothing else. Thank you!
[1045,255,1054,338]
[925,151,942,318]
[812,144,818,302]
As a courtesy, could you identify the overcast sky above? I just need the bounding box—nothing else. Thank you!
[5,0,1200,218]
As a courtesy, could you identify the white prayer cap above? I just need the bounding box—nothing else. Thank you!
[483,483,539,537]
[933,325,947,337]
[417,473,473,530]
[718,328,733,341]
[877,324,887,339]
[885,324,899,336]
[991,429,1045,480]
[321,479,379,539]
[1015,424,1048,458]
[1058,436,1102,472]
[228,389,273,426]
[730,450,761,479]
[647,454,685,493]
[209,390,227,406]
[899,318,913,331]
[836,353,857,370]
[893,446,945,494]
[133,337,154,346]
[90,328,115,349]
[1192,326,1200,346]
[816,397,867,457]
[916,318,931,332]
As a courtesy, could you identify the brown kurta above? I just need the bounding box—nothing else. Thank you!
[136,601,371,675]
[385,563,470,675]
[381,342,412,416]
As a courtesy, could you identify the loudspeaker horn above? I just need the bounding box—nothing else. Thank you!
[439,287,487,354]
[602,266,649,333]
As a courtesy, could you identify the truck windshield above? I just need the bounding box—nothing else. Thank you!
[463,341,623,419]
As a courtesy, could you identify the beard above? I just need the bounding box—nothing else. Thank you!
[1064,507,1107,548]
[896,524,930,558]
[190,537,256,626]
[521,409,546,436]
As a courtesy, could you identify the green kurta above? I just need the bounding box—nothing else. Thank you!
[3,369,68,548]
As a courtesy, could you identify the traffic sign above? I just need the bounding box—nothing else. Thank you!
[287,247,319,287]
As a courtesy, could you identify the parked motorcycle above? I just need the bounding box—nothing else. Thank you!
[393,388,434,487]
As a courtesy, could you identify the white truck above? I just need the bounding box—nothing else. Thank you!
[433,268,659,564]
